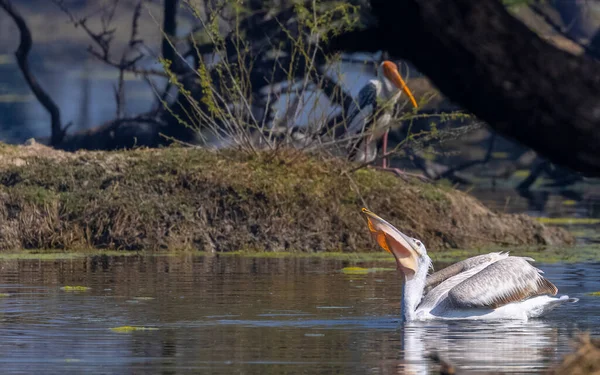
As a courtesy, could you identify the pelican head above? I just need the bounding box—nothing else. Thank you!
[361,208,428,280]
[377,61,418,109]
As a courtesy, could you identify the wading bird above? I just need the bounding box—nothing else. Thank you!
[361,208,578,322]
[345,61,418,171]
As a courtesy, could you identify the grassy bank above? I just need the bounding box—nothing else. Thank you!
[0,142,572,252]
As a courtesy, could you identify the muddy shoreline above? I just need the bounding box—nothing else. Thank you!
[0,143,572,251]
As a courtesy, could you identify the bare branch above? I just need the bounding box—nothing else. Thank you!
[51,0,166,77]
[0,0,65,145]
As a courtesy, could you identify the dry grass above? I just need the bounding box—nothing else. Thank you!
[0,142,573,252]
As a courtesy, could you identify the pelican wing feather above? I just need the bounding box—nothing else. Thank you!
[418,258,499,312]
[447,257,558,309]
[424,252,508,294]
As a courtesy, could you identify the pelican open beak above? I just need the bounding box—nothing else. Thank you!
[382,61,418,109]
[361,208,420,278]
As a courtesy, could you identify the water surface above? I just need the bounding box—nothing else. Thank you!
[0,254,597,374]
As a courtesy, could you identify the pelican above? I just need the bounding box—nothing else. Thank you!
[345,61,418,170]
[361,208,578,322]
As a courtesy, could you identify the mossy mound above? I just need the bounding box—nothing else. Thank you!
[0,142,572,252]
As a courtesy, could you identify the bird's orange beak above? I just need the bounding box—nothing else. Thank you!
[361,208,419,278]
[382,61,418,109]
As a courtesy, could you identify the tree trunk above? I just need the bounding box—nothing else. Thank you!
[330,0,600,177]
[162,0,179,67]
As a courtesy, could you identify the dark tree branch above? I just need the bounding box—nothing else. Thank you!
[162,0,181,70]
[528,2,599,59]
[0,0,65,145]
[330,0,600,177]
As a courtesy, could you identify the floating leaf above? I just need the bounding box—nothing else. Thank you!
[587,291,600,297]
[133,297,155,301]
[60,286,90,292]
[110,326,158,333]
[562,200,577,206]
[0,293,10,297]
[341,267,369,275]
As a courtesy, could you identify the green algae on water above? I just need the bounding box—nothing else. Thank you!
[60,286,91,292]
[224,245,600,264]
[0,250,147,261]
[536,218,600,225]
[341,267,370,275]
[110,326,159,333]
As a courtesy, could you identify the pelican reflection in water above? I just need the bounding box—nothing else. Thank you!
[395,320,564,374]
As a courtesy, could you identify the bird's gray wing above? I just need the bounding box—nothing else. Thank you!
[345,82,377,136]
[424,252,508,294]
[447,257,558,309]
[418,253,507,311]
